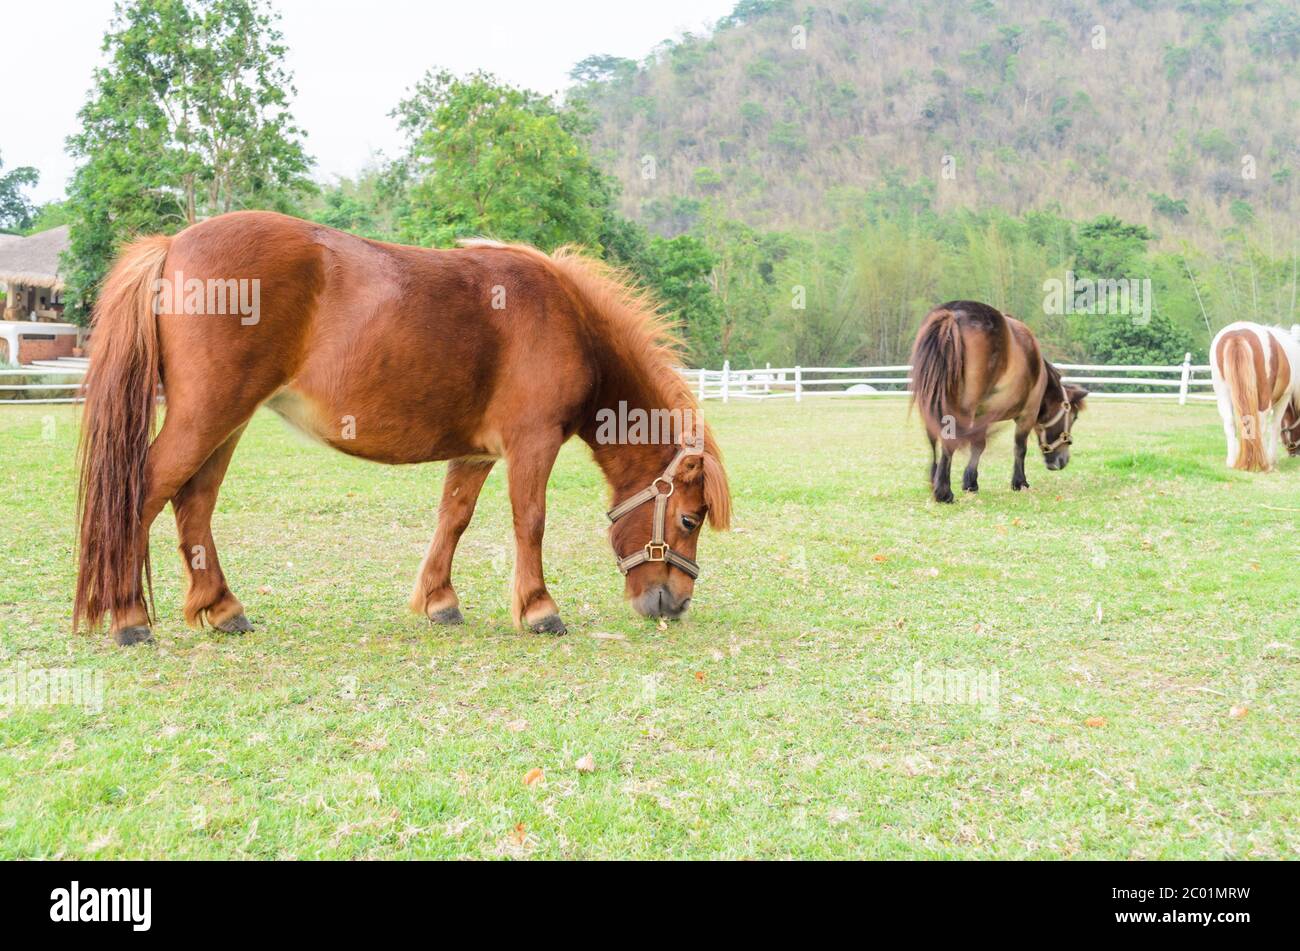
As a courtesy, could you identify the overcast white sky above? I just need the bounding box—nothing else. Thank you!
[3,0,737,204]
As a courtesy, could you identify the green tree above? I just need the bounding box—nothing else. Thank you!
[698,210,792,366]
[1085,310,1195,366]
[0,153,39,232]
[24,202,76,235]
[1074,216,1154,279]
[392,70,611,250]
[306,166,402,241]
[63,0,313,321]
[641,234,723,366]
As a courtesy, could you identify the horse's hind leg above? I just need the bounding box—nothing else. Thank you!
[1265,406,1283,470]
[172,424,250,632]
[410,458,496,625]
[932,443,956,503]
[110,418,248,645]
[1217,389,1239,467]
[962,436,986,492]
[110,373,279,645]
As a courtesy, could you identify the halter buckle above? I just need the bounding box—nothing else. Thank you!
[652,477,675,497]
[644,542,668,562]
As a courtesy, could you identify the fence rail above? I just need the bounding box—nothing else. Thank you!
[1,355,1216,405]
[688,353,1215,405]
[0,364,89,405]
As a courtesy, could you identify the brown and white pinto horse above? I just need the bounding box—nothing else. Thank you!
[1210,321,1300,471]
[910,300,1088,503]
[74,211,731,646]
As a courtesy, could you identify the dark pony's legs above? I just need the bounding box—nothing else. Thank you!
[410,457,496,625]
[962,436,985,492]
[1012,425,1032,490]
[932,441,956,503]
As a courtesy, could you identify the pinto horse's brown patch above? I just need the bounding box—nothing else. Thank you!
[74,211,731,642]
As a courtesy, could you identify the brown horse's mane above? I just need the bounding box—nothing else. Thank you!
[460,239,731,528]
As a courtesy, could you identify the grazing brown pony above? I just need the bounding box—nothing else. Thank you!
[910,300,1087,503]
[1285,403,1300,456]
[74,211,731,646]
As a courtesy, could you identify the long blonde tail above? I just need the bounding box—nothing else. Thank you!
[1221,335,1266,472]
[74,235,172,631]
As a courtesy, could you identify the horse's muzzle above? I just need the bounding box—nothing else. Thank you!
[633,584,692,620]
[1044,451,1070,471]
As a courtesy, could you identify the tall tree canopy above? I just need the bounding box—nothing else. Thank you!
[63,0,313,321]
[391,70,612,251]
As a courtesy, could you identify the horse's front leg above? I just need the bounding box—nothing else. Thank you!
[504,434,566,635]
[410,458,496,625]
[1011,427,1031,490]
[962,436,986,493]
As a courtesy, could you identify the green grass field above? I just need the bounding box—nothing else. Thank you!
[1,399,1296,859]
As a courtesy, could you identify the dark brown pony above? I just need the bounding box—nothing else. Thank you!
[74,211,731,645]
[910,300,1087,503]
[1284,402,1300,456]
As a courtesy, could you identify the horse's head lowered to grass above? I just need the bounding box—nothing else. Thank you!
[1036,364,1089,471]
[604,434,731,619]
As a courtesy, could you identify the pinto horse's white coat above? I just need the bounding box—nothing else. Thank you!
[1210,322,1300,470]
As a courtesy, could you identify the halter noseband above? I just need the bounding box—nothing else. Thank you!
[606,444,701,580]
[1035,389,1074,455]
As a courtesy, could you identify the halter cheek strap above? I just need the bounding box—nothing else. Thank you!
[606,445,701,580]
[1036,392,1073,454]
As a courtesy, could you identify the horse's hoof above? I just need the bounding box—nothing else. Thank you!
[429,605,464,626]
[215,612,254,634]
[1012,479,1030,491]
[530,614,568,636]
[933,488,955,504]
[113,625,154,646]
[962,478,979,493]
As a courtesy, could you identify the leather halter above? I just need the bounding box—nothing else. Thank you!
[1283,409,1300,447]
[1036,389,1074,455]
[606,444,700,579]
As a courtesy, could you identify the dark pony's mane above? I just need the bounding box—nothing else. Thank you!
[1041,359,1065,401]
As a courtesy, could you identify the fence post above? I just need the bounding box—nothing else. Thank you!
[721,359,730,404]
[794,365,802,403]
[1178,352,1192,406]
[765,362,772,395]
[697,367,706,401]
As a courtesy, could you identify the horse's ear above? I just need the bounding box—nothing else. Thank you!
[677,451,705,480]
[1067,384,1089,410]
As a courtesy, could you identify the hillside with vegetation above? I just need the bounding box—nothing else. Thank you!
[571,0,1300,246]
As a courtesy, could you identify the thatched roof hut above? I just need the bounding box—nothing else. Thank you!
[0,225,70,291]
[0,226,70,321]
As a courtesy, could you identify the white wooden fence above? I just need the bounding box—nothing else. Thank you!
[0,360,89,405]
[1,354,1216,405]
[689,353,1215,405]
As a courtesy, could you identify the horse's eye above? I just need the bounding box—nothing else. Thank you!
[680,515,699,532]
